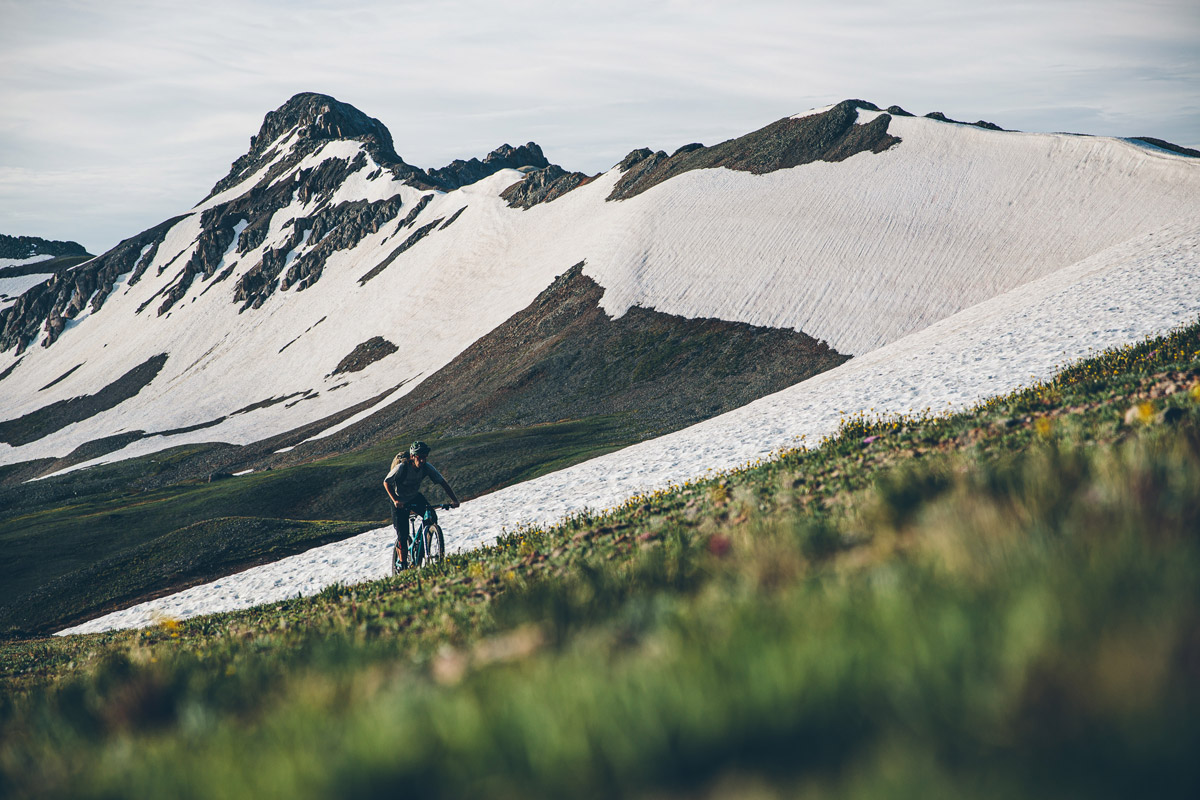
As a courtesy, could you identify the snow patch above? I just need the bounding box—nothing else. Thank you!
[0,254,54,268]
[789,104,835,119]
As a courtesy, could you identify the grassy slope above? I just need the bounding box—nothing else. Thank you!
[0,415,641,635]
[2,320,1200,798]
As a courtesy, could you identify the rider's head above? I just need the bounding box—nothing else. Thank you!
[408,441,431,463]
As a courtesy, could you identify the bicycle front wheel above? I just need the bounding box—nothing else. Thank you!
[424,523,445,564]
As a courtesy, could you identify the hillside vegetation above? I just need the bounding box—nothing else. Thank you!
[0,262,845,636]
[2,319,1200,798]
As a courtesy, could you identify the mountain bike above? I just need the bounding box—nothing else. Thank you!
[392,504,450,575]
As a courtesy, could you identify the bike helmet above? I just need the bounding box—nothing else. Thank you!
[408,441,431,458]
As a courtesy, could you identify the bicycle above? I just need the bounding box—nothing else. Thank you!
[392,504,450,575]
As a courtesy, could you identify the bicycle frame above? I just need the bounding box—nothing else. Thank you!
[408,514,430,565]
[392,504,450,574]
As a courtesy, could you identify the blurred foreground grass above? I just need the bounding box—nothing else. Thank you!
[2,321,1200,798]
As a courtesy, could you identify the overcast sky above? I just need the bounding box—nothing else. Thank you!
[2,0,1197,255]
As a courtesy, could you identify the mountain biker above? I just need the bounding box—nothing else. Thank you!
[384,440,461,570]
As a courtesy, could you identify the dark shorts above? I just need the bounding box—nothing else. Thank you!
[391,493,438,540]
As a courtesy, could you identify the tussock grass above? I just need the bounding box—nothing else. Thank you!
[3,320,1200,798]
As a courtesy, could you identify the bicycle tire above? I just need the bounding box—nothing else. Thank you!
[424,523,445,564]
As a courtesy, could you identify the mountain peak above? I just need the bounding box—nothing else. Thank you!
[249,92,399,161]
[203,93,416,203]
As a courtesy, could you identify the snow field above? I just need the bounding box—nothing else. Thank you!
[5,109,1200,481]
[57,219,1200,634]
[587,112,1200,354]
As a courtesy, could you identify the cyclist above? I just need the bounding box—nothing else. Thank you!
[384,440,461,570]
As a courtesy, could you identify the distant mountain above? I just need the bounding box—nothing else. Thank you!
[3,91,1200,634]
[0,234,93,318]
[0,233,90,262]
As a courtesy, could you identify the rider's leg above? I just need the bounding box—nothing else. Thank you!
[392,503,409,569]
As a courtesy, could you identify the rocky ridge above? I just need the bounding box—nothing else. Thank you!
[0,234,90,262]
[606,99,901,201]
[501,165,595,209]
[1,218,183,351]
[203,92,427,201]
[261,262,849,479]
[425,143,550,191]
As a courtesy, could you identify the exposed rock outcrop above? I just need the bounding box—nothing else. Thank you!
[607,99,902,201]
[424,143,551,191]
[0,234,90,264]
[501,165,593,209]
[331,336,399,376]
[204,92,432,201]
[924,111,1004,131]
[1131,137,1200,158]
[357,216,445,285]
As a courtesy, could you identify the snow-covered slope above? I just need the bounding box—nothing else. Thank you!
[59,218,1200,634]
[3,95,1199,478]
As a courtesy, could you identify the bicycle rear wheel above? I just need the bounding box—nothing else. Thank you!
[424,523,445,564]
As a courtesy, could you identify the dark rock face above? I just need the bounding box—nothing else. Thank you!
[205,98,557,203]
[924,111,1005,131]
[331,337,399,376]
[157,153,412,313]
[398,193,434,228]
[607,100,901,201]
[0,358,21,382]
[39,363,83,391]
[231,195,409,310]
[439,206,467,230]
[203,92,430,202]
[0,234,90,261]
[0,217,184,352]
[501,165,593,209]
[1131,137,1200,158]
[424,143,551,191]
[286,262,850,466]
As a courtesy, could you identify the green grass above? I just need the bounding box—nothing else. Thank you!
[0,414,644,634]
[2,320,1200,798]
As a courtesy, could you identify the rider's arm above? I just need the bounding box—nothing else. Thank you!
[425,463,461,508]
